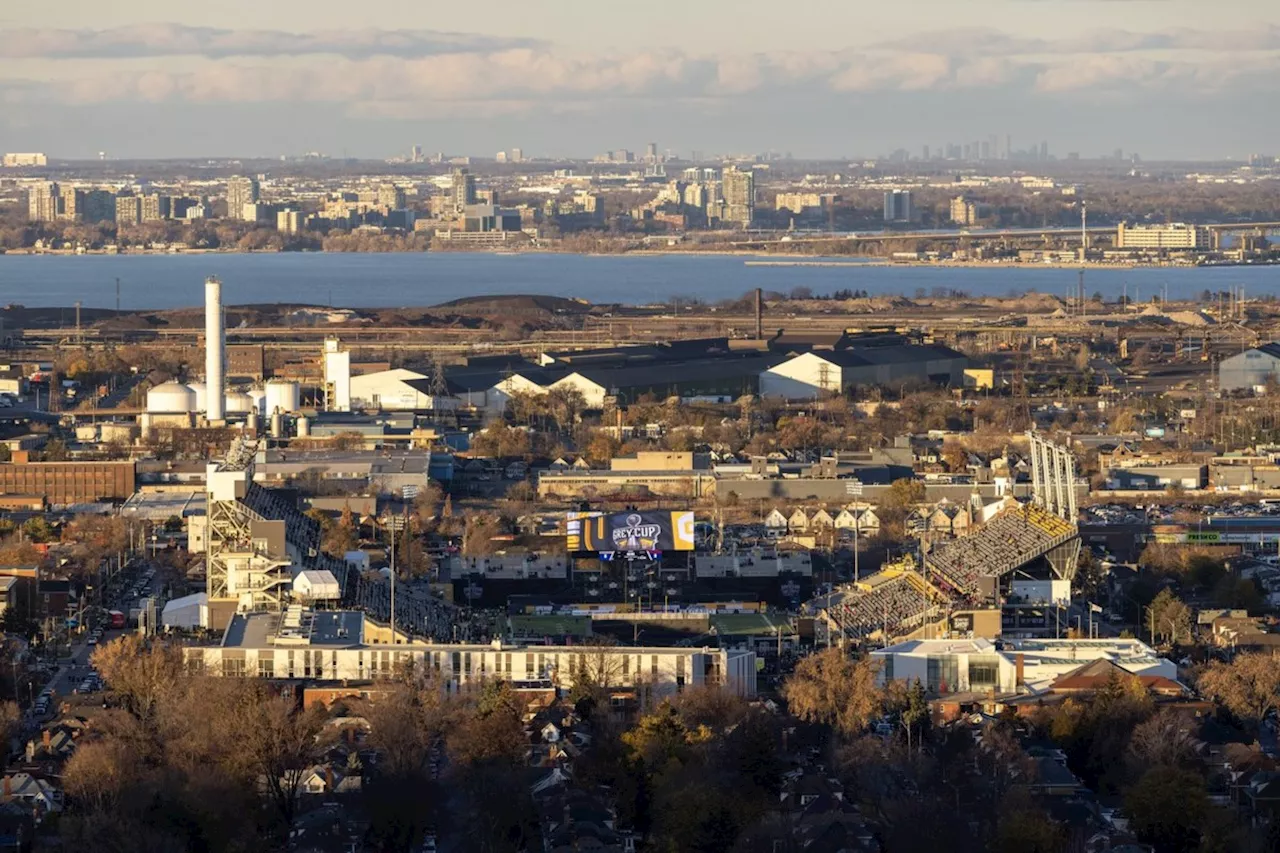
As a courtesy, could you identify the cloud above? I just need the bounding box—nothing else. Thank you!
[875,24,1280,56]
[0,24,538,60]
[0,22,1276,125]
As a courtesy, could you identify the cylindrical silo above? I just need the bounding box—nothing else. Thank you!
[147,381,197,413]
[205,276,224,421]
[246,410,260,432]
[247,387,266,415]
[296,415,311,438]
[187,382,207,412]
[264,379,301,415]
[270,411,283,438]
[224,391,254,414]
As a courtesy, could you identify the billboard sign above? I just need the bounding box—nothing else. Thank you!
[567,511,695,552]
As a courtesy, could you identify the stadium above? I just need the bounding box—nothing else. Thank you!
[819,433,1082,644]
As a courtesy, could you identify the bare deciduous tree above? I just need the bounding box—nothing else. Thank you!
[782,649,884,738]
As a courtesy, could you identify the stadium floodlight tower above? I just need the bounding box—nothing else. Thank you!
[1028,431,1078,522]
[1026,431,1082,582]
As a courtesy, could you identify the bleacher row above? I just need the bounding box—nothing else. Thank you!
[241,482,359,597]
[828,571,942,640]
[242,482,327,559]
[926,504,1074,596]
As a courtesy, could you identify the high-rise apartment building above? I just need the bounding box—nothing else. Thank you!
[170,197,198,220]
[377,183,406,211]
[27,181,60,221]
[226,176,260,220]
[451,168,477,213]
[510,148,523,163]
[410,145,423,163]
[81,190,115,223]
[721,166,755,227]
[950,196,979,226]
[277,209,303,235]
[58,185,83,221]
[115,195,143,227]
[883,190,913,223]
[141,194,171,222]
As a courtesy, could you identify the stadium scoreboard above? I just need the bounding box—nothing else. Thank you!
[566,511,695,553]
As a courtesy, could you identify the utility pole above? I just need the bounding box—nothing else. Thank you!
[115,278,120,314]
[385,515,396,639]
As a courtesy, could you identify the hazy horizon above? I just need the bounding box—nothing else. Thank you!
[1,0,1277,161]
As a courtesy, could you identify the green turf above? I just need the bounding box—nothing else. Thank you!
[711,613,791,636]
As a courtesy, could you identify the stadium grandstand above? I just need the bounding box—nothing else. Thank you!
[925,504,1077,601]
[813,432,1080,643]
[824,559,948,640]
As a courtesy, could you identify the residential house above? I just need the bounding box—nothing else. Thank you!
[0,773,61,817]
[764,509,788,530]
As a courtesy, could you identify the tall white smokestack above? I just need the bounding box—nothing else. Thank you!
[205,276,224,422]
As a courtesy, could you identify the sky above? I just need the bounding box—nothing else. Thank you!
[1,0,1277,160]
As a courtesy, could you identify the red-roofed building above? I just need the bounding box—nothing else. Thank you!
[1047,658,1186,697]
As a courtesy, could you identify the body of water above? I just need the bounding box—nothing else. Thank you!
[0,251,1275,310]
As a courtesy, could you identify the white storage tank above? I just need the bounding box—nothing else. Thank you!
[247,387,266,414]
[101,422,139,443]
[296,415,311,438]
[264,379,301,415]
[224,391,254,414]
[187,382,207,412]
[148,382,197,413]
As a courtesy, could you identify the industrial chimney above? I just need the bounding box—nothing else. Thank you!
[205,276,225,422]
[754,287,763,340]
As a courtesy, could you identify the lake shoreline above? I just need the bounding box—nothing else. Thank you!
[0,246,1268,272]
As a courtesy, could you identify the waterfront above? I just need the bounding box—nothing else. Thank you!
[0,251,1277,310]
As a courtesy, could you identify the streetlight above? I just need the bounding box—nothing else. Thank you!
[380,513,407,640]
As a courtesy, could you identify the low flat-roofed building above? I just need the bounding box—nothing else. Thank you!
[120,488,205,521]
[871,637,1175,696]
[0,576,17,618]
[250,449,433,497]
[0,458,134,505]
[1106,463,1206,490]
[537,467,717,499]
[190,608,757,697]
[1116,222,1211,250]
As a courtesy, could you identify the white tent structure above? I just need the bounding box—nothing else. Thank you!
[293,570,342,601]
[161,593,209,629]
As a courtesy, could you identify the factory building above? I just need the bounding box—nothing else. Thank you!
[759,345,969,399]
[1219,343,1280,392]
[0,455,135,506]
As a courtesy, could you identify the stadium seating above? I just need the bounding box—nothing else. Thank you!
[827,570,942,640]
[925,503,1075,596]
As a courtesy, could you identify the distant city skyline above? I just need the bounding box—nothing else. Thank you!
[1,0,1277,160]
